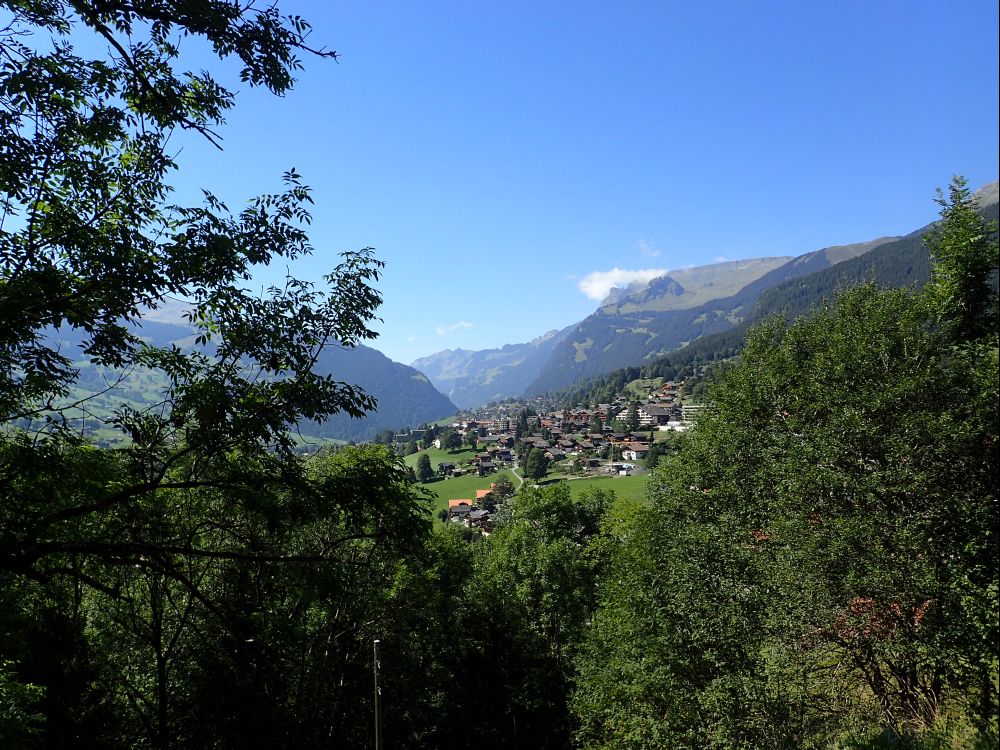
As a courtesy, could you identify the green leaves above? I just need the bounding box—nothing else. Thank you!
[0,2,353,429]
[461,483,606,747]
[573,199,999,747]
[0,659,44,748]
[0,6,423,745]
[924,175,1000,343]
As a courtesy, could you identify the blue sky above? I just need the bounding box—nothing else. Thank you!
[162,0,998,364]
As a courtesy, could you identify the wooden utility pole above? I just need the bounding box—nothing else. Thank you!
[373,638,383,750]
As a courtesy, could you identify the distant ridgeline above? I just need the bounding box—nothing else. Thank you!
[411,326,575,410]
[301,344,456,442]
[45,185,998,433]
[44,318,457,444]
[548,189,999,406]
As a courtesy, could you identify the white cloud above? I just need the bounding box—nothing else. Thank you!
[435,320,474,336]
[638,239,661,258]
[578,268,668,301]
[405,334,417,342]
[713,255,728,263]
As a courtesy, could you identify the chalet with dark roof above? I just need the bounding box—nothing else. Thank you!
[622,443,650,461]
[637,403,674,426]
[448,499,473,519]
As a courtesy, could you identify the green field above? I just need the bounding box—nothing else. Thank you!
[563,474,648,501]
[403,446,478,471]
[405,446,516,522]
[407,447,648,521]
[420,468,519,522]
[623,377,663,398]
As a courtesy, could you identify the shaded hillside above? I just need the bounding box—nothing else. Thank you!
[526,237,896,394]
[412,326,574,408]
[550,188,998,406]
[304,345,457,441]
[51,321,457,443]
[753,200,998,321]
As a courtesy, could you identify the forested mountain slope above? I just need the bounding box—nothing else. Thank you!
[526,237,898,394]
[550,186,998,405]
[304,344,457,441]
[753,199,999,321]
[413,257,798,409]
[52,320,457,443]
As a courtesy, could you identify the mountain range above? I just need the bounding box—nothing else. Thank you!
[411,327,574,409]
[57,314,458,444]
[55,181,998,437]
[553,188,1000,407]
[413,181,998,403]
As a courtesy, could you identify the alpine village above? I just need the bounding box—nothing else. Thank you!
[0,3,997,750]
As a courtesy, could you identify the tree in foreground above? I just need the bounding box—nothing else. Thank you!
[923,175,999,343]
[458,483,612,749]
[0,2,443,747]
[573,179,999,748]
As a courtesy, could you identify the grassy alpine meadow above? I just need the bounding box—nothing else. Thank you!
[404,447,516,522]
[403,445,478,471]
[622,377,664,398]
[424,471,647,523]
[422,468,520,523]
[563,473,648,502]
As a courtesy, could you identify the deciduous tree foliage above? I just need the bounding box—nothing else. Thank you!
[0,0,383,567]
[524,446,550,479]
[416,452,434,482]
[459,483,611,749]
[441,428,462,451]
[0,3,445,746]
[573,179,998,749]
